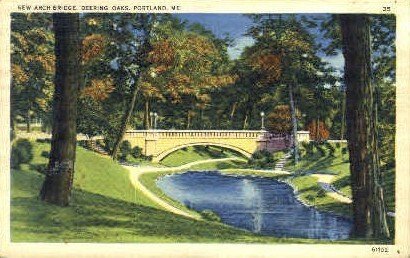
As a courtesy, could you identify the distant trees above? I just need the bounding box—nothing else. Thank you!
[265,105,292,133]
[237,15,337,162]
[11,14,54,133]
[306,120,330,141]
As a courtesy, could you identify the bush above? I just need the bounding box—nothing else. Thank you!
[302,141,315,157]
[41,151,49,158]
[11,139,33,169]
[36,138,51,143]
[30,164,47,174]
[249,150,277,169]
[131,146,143,158]
[200,209,221,222]
[118,140,132,161]
[324,142,335,157]
[335,142,341,148]
[317,188,327,198]
[316,144,326,157]
[342,147,348,155]
[103,137,115,153]
[251,150,270,160]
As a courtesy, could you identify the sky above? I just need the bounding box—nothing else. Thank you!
[175,14,344,73]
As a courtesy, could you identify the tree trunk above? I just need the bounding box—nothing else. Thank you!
[340,14,390,238]
[316,117,320,141]
[186,111,191,129]
[111,15,153,160]
[26,109,30,133]
[111,86,139,159]
[40,13,80,206]
[341,90,346,140]
[143,98,150,129]
[230,102,237,126]
[199,108,204,129]
[289,83,299,164]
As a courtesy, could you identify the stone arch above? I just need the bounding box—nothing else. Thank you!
[153,142,252,162]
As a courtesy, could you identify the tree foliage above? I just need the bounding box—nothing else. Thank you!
[11,14,54,132]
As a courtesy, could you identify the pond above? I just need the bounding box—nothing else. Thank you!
[156,171,353,240]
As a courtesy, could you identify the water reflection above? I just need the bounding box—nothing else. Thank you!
[156,171,352,240]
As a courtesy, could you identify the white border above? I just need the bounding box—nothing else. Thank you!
[1,0,409,257]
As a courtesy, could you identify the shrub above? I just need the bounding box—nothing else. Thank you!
[335,142,341,148]
[302,141,314,157]
[342,147,348,155]
[317,188,327,198]
[103,137,115,153]
[251,150,270,160]
[131,146,143,158]
[324,142,335,157]
[249,150,277,168]
[36,138,51,143]
[119,140,132,161]
[11,139,33,169]
[201,209,221,222]
[317,145,326,157]
[41,151,49,158]
[30,164,47,174]
[305,194,316,202]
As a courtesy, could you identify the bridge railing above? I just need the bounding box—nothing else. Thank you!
[125,130,268,139]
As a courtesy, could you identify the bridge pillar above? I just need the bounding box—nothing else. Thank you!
[256,131,269,151]
[296,131,310,142]
[144,132,158,157]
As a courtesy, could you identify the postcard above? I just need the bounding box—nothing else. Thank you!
[0,0,409,257]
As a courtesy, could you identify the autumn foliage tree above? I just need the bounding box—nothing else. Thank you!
[306,120,330,141]
[265,105,292,133]
[142,21,236,129]
[11,14,55,132]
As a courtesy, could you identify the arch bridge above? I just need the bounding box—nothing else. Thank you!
[123,130,310,163]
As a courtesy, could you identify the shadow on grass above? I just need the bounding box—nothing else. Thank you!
[11,169,267,243]
[12,188,263,242]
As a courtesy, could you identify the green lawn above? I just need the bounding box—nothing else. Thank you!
[160,145,245,167]
[283,143,353,216]
[11,140,391,243]
[11,140,331,243]
[284,142,395,234]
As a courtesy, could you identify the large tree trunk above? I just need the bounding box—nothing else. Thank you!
[341,90,346,140]
[289,83,299,164]
[111,87,139,159]
[26,109,30,133]
[340,14,390,238]
[40,13,80,206]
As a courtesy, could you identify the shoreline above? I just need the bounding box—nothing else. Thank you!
[124,158,353,221]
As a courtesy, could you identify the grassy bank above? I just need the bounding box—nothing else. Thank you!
[12,140,328,243]
[283,142,353,217]
[284,142,395,222]
[160,145,245,167]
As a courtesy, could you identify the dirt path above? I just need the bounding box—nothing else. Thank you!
[123,157,245,220]
[311,174,352,204]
